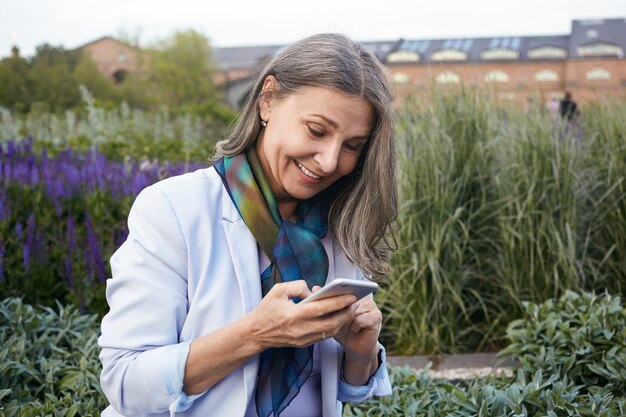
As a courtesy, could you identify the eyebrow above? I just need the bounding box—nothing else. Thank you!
[310,114,339,129]
[309,114,370,141]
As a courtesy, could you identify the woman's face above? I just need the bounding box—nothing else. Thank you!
[256,79,375,207]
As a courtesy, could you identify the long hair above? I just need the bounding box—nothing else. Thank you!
[214,33,397,277]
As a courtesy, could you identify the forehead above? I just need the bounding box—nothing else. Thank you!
[280,86,376,134]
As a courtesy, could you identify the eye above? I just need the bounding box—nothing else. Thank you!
[308,125,325,138]
[344,142,363,153]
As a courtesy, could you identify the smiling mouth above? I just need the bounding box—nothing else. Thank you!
[295,160,322,179]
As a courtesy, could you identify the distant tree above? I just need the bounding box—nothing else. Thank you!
[29,44,81,112]
[73,53,118,104]
[0,47,35,112]
[146,30,232,120]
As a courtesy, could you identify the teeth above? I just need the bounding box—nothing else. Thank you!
[296,161,321,179]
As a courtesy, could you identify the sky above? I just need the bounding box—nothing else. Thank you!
[1,0,625,58]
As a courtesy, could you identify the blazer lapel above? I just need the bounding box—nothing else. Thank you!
[321,238,340,417]
[221,186,262,413]
[221,189,262,312]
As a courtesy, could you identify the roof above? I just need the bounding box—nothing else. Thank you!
[569,18,626,58]
[211,17,626,70]
[214,40,402,71]
[73,36,136,51]
[213,44,286,71]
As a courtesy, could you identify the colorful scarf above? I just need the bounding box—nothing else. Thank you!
[214,147,330,417]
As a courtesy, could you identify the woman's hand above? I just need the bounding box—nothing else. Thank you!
[332,296,381,358]
[247,280,358,350]
[331,294,382,386]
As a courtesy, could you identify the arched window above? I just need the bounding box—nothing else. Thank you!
[481,48,519,60]
[386,50,420,63]
[577,42,623,58]
[435,71,461,84]
[585,68,612,81]
[533,69,560,82]
[431,49,468,61]
[484,69,509,83]
[117,51,126,63]
[393,72,410,84]
[528,46,567,59]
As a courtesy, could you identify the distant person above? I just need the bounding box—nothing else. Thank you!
[98,33,394,417]
[559,91,583,148]
[559,91,579,121]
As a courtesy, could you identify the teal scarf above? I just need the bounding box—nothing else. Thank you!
[214,147,330,416]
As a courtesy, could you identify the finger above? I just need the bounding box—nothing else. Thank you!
[272,280,312,300]
[353,296,376,312]
[348,311,381,333]
[300,293,357,318]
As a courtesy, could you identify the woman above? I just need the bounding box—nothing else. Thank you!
[99,33,397,417]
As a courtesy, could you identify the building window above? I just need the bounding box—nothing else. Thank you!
[481,48,519,60]
[484,69,509,83]
[533,69,560,82]
[117,51,126,63]
[393,72,410,84]
[113,70,128,84]
[528,46,567,59]
[431,49,468,61]
[585,67,612,81]
[387,50,420,63]
[577,42,623,58]
[435,71,461,84]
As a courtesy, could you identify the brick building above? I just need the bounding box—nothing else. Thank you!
[77,36,143,84]
[214,18,626,108]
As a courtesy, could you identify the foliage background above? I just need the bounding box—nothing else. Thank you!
[377,89,626,355]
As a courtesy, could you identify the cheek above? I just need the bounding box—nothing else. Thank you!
[337,153,361,176]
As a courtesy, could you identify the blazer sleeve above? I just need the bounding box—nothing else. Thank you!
[98,185,199,415]
[337,343,392,403]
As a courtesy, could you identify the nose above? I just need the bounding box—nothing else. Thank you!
[314,141,341,174]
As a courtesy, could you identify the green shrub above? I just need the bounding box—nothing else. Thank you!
[2,293,625,416]
[344,365,626,417]
[500,290,626,395]
[353,289,626,415]
[0,298,106,416]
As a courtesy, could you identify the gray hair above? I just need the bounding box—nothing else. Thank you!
[214,33,397,277]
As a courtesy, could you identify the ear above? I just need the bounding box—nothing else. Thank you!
[259,76,278,121]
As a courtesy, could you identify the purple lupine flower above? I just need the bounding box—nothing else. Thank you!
[0,240,5,282]
[23,212,36,271]
[15,222,23,240]
[40,148,48,172]
[85,213,107,284]
[6,140,14,159]
[0,191,5,222]
[65,216,76,289]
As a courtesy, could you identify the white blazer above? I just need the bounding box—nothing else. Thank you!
[99,167,391,417]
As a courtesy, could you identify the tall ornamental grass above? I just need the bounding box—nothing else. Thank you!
[378,88,626,355]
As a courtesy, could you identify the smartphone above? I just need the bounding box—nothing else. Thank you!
[299,278,378,305]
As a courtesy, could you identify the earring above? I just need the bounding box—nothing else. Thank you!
[261,120,267,127]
